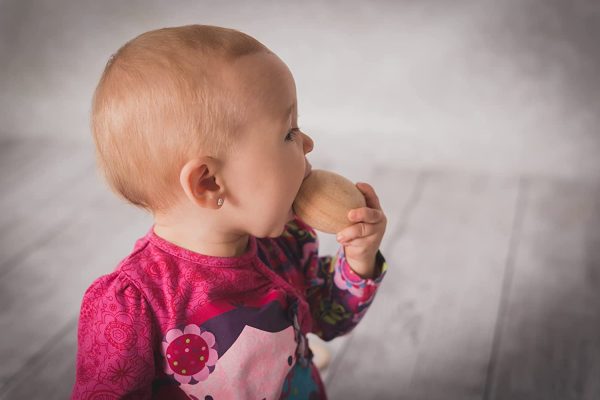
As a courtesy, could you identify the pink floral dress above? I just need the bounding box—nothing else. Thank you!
[71,216,388,399]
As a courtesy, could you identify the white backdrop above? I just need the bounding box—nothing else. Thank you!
[1,0,599,181]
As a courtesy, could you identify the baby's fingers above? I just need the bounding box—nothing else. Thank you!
[348,207,385,224]
[336,222,378,244]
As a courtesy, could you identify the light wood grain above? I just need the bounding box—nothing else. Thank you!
[0,138,69,189]
[0,141,152,391]
[326,171,520,400]
[320,164,422,386]
[0,213,152,396]
[1,319,78,400]
[2,139,600,400]
[487,179,600,400]
[0,139,93,216]
[0,139,97,275]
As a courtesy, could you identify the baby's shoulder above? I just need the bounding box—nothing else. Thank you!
[80,243,157,307]
[77,271,151,329]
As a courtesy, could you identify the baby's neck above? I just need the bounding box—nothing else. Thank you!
[153,214,250,258]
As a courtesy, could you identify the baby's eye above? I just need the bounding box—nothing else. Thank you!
[285,127,301,142]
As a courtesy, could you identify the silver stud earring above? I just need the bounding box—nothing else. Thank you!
[217,198,224,207]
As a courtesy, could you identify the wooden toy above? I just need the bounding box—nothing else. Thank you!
[293,169,366,233]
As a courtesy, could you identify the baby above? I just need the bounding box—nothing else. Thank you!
[72,24,389,399]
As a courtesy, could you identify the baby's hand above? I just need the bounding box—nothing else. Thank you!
[336,182,387,278]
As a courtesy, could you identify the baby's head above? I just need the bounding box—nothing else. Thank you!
[92,25,314,239]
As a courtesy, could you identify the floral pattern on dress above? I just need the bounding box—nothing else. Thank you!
[162,324,218,384]
[72,217,389,399]
[96,310,150,360]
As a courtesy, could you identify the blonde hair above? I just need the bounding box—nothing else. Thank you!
[91,25,269,214]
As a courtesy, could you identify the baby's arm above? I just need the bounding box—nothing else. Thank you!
[306,241,387,340]
[71,273,156,399]
[288,217,388,341]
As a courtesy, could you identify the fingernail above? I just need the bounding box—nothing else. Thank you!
[337,234,345,241]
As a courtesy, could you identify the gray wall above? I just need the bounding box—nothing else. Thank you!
[1,0,599,180]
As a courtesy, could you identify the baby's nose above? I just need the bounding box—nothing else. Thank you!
[303,132,314,155]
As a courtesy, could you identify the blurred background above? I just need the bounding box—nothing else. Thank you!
[1,0,599,399]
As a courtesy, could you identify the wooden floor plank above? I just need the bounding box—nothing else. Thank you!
[0,319,78,400]
[326,171,520,400]
[0,138,38,175]
[0,137,65,186]
[0,171,152,389]
[0,140,94,220]
[0,159,97,276]
[321,165,422,385]
[4,138,599,400]
[488,179,600,400]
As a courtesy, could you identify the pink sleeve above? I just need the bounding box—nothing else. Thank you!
[286,217,388,341]
[71,272,156,399]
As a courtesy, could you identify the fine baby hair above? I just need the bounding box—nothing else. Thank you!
[92,24,364,234]
[91,25,265,214]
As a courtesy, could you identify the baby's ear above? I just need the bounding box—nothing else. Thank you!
[179,157,224,209]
